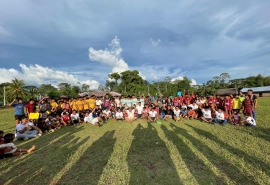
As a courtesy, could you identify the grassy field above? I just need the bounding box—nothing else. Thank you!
[0,98,270,185]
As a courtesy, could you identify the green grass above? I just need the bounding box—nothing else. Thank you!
[0,98,270,185]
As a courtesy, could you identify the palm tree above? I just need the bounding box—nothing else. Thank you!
[5,78,29,99]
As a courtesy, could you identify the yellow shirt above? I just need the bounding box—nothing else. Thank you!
[76,100,83,111]
[83,100,89,110]
[89,98,96,109]
[71,101,77,110]
[51,102,58,109]
[61,103,65,109]
[232,98,241,109]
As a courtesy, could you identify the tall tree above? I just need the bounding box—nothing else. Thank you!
[39,84,57,96]
[219,73,230,87]
[108,72,121,91]
[5,78,29,99]
[81,84,90,92]
[58,83,71,96]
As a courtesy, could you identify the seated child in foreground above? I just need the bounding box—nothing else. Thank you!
[0,133,36,158]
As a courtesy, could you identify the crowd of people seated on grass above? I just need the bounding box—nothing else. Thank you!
[13,89,258,128]
[0,89,258,158]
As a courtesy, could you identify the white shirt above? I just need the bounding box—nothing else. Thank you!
[71,113,79,120]
[246,117,256,126]
[136,105,143,114]
[96,100,102,106]
[215,111,224,120]
[115,99,120,107]
[174,110,181,116]
[202,109,212,119]
[84,113,93,122]
[181,105,187,109]
[149,110,157,118]
[188,104,198,110]
[127,109,135,118]
[103,110,111,116]
[115,112,123,119]
[0,143,17,154]
[16,123,26,135]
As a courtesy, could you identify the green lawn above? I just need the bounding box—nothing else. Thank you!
[0,98,270,185]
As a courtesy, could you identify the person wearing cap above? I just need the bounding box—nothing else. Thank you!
[247,89,257,119]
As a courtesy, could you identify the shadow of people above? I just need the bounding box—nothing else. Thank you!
[127,123,181,184]
[0,126,87,184]
[161,124,226,184]
[57,130,116,185]
[186,124,270,179]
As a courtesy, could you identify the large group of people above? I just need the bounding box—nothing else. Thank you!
[0,89,258,159]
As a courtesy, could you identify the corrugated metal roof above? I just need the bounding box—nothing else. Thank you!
[240,86,270,93]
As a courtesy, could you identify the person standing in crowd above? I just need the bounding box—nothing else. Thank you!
[247,89,258,119]
[136,102,143,119]
[25,99,36,117]
[232,95,242,113]
[9,98,25,125]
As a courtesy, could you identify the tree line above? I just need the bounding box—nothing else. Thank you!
[0,72,270,105]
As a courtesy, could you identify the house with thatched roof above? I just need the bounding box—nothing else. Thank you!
[216,88,237,96]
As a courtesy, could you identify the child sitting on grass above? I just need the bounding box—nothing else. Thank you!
[0,133,36,158]
[242,113,256,126]
[230,110,241,125]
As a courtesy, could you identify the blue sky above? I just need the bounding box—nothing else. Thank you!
[0,0,270,89]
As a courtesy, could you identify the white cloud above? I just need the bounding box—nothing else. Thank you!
[0,64,99,89]
[190,78,197,85]
[171,76,197,86]
[171,76,184,82]
[150,38,161,46]
[89,36,129,74]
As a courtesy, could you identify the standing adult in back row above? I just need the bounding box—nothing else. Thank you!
[9,98,25,125]
[247,89,257,119]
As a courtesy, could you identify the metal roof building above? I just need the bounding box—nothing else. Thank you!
[240,86,270,93]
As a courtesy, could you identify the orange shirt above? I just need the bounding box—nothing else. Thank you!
[188,110,195,116]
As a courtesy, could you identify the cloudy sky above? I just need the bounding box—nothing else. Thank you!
[0,0,270,89]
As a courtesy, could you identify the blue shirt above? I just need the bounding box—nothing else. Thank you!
[12,103,25,115]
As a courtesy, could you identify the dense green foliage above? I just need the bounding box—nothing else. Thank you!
[0,98,270,184]
[0,73,270,103]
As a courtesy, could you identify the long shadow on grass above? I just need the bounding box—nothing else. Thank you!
[186,124,269,183]
[232,126,270,143]
[168,123,256,185]
[161,124,225,185]
[0,126,87,185]
[127,123,181,185]
[57,130,116,185]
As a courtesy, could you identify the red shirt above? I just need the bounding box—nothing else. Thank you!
[61,115,70,122]
[26,103,36,113]
[215,98,223,108]
[223,98,233,110]
[207,98,216,105]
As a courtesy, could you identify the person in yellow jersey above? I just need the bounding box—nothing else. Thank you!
[232,95,242,113]
[70,98,78,111]
[89,95,96,109]
[50,99,58,109]
[60,100,65,109]
[76,97,84,111]
[83,96,90,110]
